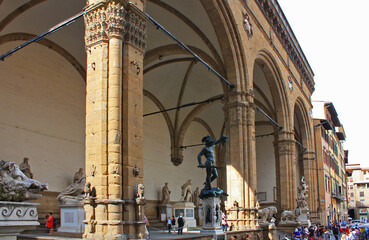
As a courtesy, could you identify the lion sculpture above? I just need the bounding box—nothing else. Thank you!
[0,160,47,201]
[258,206,277,223]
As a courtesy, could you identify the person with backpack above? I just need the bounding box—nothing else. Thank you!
[177,213,185,235]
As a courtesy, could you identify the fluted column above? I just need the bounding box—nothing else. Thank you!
[83,1,146,239]
[303,151,317,213]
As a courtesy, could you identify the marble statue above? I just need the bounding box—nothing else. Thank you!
[296,177,309,211]
[19,157,33,179]
[193,187,200,207]
[57,168,85,204]
[180,179,192,202]
[197,135,227,190]
[161,182,170,204]
[0,159,47,201]
[258,206,277,224]
[73,168,84,183]
[280,209,298,224]
[243,11,253,37]
[137,183,145,199]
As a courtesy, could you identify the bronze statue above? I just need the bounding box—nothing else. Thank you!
[197,135,227,190]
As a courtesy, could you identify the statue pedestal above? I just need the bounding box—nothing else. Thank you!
[296,208,310,227]
[0,201,40,240]
[200,197,224,238]
[172,202,196,228]
[57,202,85,234]
[158,203,173,221]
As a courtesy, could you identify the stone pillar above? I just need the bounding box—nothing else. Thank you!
[274,131,296,211]
[303,151,317,212]
[223,91,258,230]
[83,1,146,239]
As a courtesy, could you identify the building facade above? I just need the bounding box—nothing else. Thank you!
[0,0,321,238]
[346,164,369,222]
[313,101,348,225]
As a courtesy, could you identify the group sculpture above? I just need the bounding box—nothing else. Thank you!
[257,176,310,226]
[0,159,47,202]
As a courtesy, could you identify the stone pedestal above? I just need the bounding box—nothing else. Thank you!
[200,197,224,238]
[296,210,311,227]
[158,203,173,221]
[259,223,277,240]
[172,202,196,228]
[58,203,85,234]
[0,201,40,240]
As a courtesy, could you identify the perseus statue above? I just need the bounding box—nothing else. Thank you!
[197,135,227,190]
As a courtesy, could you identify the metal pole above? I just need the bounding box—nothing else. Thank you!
[0,12,83,61]
[143,96,223,117]
[142,11,234,88]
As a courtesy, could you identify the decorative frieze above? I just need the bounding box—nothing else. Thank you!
[84,1,147,50]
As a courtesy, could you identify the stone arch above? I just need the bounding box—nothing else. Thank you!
[0,33,85,80]
[0,0,47,32]
[254,49,289,127]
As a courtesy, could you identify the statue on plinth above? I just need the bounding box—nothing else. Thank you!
[197,135,228,199]
[193,187,200,207]
[296,177,309,211]
[57,168,85,204]
[180,179,193,202]
[0,159,47,201]
[19,157,33,179]
[161,182,171,204]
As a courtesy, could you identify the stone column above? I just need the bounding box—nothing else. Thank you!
[223,91,258,230]
[83,1,146,239]
[303,151,317,212]
[274,131,296,211]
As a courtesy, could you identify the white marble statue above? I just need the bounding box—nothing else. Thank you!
[0,159,47,201]
[180,179,192,202]
[258,206,277,224]
[296,177,309,211]
[161,182,170,204]
[137,183,145,199]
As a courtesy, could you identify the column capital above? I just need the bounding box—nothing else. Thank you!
[84,0,147,50]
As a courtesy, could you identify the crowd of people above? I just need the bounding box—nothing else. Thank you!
[292,222,369,240]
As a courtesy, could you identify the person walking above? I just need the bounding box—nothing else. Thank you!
[46,212,54,235]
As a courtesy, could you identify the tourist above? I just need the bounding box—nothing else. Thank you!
[322,227,330,240]
[171,216,176,228]
[221,213,228,232]
[167,217,172,233]
[46,212,54,235]
[308,226,315,240]
[177,213,185,235]
[293,228,302,240]
[333,225,340,239]
[144,216,150,239]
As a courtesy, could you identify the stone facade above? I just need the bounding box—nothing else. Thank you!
[0,0,323,239]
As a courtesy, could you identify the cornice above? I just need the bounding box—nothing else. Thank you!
[255,0,315,93]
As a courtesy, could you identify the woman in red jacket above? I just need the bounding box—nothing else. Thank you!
[46,212,53,235]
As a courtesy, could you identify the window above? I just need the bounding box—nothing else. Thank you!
[360,200,365,206]
[360,192,364,197]
[350,193,354,197]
